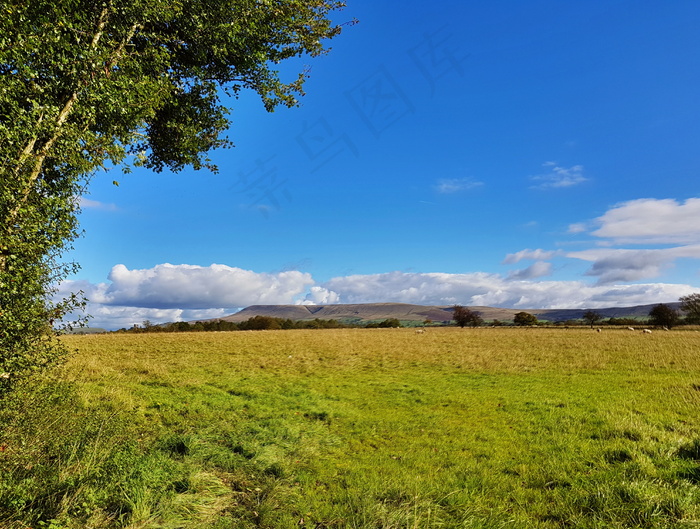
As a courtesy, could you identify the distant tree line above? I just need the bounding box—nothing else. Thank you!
[449,294,700,329]
[568,297,700,329]
[365,318,403,328]
[113,316,409,333]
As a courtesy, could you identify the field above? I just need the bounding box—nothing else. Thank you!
[2,328,700,528]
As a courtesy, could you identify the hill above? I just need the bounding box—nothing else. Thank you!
[214,302,681,325]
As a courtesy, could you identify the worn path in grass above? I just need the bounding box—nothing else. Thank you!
[3,328,700,528]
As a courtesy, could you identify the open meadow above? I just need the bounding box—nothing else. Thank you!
[2,327,700,528]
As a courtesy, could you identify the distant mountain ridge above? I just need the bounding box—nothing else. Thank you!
[215,302,681,324]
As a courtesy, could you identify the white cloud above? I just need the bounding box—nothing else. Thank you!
[590,198,700,244]
[102,263,314,309]
[560,198,700,284]
[507,261,553,280]
[531,163,587,189]
[503,248,563,264]
[78,197,118,211]
[568,223,587,234]
[572,249,669,284]
[299,286,341,305]
[435,178,484,194]
[58,264,315,329]
[54,280,223,330]
[319,271,694,309]
[567,245,700,284]
[81,305,228,331]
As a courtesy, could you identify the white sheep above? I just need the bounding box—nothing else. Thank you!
[415,328,426,334]
[643,329,652,334]
[627,327,635,331]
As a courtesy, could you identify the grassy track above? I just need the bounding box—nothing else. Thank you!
[2,328,700,528]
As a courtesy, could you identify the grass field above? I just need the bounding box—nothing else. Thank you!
[2,327,700,528]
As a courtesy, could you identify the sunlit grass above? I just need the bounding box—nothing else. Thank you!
[2,328,700,527]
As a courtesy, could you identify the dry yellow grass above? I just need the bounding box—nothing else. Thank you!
[63,326,700,377]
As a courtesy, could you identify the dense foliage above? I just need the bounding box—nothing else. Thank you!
[115,316,353,333]
[365,318,403,328]
[0,0,348,390]
[680,293,700,324]
[452,305,484,327]
[111,316,414,333]
[648,303,680,329]
[582,310,602,328]
[513,311,538,326]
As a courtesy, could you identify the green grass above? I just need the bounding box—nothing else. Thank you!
[2,328,700,528]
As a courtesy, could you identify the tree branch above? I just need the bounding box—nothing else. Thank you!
[3,9,138,231]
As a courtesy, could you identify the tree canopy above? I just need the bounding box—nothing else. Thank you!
[0,0,349,391]
[452,305,483,328]
[513,311,538,326]
[679,293,700,324]
[582,310,602,328]
[648,304,679,329]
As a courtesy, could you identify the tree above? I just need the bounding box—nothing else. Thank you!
[679,293,700,324]
[582,310,602,328]
[513,312,538,326]
[452,305,483,328]
[648,304,679,329]
[0,0,349,391]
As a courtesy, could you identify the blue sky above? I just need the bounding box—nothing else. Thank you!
[62,0,700,329]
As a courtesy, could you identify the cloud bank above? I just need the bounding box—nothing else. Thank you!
[590,198,700,244]
[60,265,697,330]
[559,197,700,283]
[59,263,314,329]
[100,263,314,309]
[58,197,700,329]
[315,272,692,309]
